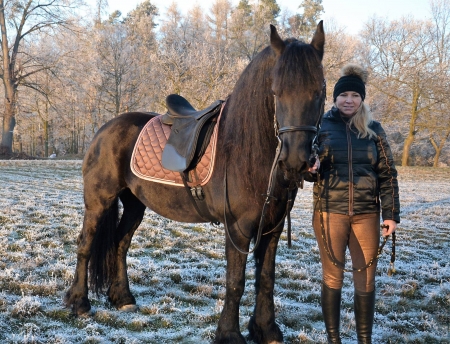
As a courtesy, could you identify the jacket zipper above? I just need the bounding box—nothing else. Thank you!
[346,123,354,216]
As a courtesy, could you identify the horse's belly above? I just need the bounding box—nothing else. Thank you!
[129,181,209,223]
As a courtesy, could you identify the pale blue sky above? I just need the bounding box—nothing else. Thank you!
[100,0,432,35]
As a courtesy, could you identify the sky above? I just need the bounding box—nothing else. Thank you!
[99,0,432,35]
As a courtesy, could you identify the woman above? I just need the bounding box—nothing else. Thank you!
[307,64,400,344]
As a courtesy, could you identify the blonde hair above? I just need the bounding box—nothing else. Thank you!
[347,102,376,139]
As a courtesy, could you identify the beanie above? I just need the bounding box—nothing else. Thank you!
[333,64,368,102]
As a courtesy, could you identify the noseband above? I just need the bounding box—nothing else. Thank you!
[277,125,318,135]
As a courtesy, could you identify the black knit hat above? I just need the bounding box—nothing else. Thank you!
[333,64,368,102]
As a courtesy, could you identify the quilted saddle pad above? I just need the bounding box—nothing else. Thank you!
[130,115,219,187]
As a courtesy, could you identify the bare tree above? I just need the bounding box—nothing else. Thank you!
[0,0,80,155]
[207,0,233,53]
[283,0,324,40]
[362,16,439,166]
[427,0,450,166]
[229,0,278,61]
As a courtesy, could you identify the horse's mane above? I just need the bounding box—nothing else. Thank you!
[221,38,323,194]
[222,46,277,184]
[272,39,323,95]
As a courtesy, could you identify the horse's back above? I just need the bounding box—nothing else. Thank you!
[82,112,157,185]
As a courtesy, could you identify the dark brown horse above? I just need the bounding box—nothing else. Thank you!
[65,23,325,344]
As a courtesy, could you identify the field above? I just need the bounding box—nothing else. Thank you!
[0,161,449,343]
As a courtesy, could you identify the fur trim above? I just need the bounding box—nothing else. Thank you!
[340,64,368,84]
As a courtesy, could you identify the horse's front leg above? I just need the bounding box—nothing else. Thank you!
[215,229,249,344]
[248,229,283,344]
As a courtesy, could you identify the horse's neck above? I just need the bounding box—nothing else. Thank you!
[221,94,276,168]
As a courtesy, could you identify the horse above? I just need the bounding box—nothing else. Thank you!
[64,22,325,344]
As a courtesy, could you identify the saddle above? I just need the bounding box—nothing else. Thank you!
[161,94,224,172]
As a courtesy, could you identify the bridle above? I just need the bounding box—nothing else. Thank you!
[275,79,326,188]
[223,79,326,254]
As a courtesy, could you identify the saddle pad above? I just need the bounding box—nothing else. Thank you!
[130,115,219,187]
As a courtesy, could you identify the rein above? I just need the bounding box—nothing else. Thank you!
[223,133,287,255]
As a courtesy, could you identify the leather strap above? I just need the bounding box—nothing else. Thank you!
[278,125,318,134]
[181,172,219,224]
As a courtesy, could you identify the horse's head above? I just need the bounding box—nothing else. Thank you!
[270,22,325,184]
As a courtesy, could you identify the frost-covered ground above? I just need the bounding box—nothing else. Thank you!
[0,161,448,344]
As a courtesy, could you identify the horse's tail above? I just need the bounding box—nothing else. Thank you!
[89,197,119,295]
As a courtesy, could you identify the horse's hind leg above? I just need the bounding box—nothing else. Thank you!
[248,230,283,344]
[64,191,119,316]
[107,188,146,310]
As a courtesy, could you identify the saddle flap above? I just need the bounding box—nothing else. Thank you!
[162,102,222,172]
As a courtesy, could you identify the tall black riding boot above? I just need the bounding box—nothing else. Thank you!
[354,289,376,344]
[321,283,342,344]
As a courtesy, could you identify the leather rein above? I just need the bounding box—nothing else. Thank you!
[223,83,325,255]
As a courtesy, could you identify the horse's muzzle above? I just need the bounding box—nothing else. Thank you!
[279,161,308,182]
[278,151,317,184]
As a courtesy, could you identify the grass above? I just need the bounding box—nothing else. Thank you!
[0,161,448,343]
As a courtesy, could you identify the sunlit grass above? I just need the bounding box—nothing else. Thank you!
[0,161,448,343]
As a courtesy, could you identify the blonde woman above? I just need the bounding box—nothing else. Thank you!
[307,64,400,344]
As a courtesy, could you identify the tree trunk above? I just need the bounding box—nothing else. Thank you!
[433,147,442,167]
[430,131,450,167]
[401,133,415,166]
[0,103,15,154]
[44,120,49,157]
[0,1,17,155]
[401,85,420,166]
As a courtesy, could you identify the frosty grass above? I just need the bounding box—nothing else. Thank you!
[0,160,448,343]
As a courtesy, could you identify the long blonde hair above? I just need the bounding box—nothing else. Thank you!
[346,102,376,139]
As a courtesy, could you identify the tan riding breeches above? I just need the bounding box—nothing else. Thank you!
[313,212,380,292]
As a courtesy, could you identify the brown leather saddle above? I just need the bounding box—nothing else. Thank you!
[161,94,224,172]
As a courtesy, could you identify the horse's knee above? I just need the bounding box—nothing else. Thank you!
[227,282,246,298]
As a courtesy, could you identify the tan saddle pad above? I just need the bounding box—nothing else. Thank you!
[130,115,220,187]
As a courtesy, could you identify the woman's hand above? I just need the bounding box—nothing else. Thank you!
[308,156,320,173]
[382,220,397,237]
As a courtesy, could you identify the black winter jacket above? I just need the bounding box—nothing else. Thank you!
[311,107,400,223]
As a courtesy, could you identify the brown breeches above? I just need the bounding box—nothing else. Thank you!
[313,211,380,292]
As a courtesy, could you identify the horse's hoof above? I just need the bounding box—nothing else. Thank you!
[78,309,95,318]
[119,304,138,312]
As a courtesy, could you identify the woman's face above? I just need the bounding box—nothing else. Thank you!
[335,91,362,117]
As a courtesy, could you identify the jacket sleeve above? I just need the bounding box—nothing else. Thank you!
[374,124,400,223]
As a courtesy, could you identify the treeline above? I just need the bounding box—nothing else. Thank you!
[0,0,449,166]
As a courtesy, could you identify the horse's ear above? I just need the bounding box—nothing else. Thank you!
[310,20,325,60]
[270,24,285,56]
